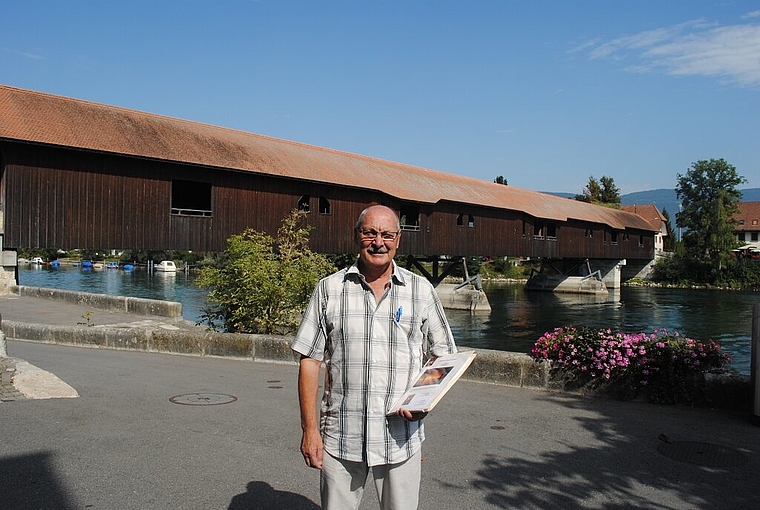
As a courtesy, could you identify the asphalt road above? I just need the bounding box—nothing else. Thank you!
[2,340,759,510]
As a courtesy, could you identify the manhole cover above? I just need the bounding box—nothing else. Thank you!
[169,393,237,406]
[657,441,748,467]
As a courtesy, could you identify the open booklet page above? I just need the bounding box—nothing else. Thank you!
[387,351,477,415]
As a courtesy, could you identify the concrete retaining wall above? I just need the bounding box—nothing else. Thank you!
[12,286,183,318]
[1,312,749,410]
[0,318,547,388]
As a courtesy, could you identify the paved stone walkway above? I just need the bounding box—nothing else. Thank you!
[0,357,26,402]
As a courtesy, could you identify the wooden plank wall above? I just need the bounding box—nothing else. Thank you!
[0,141,654,260]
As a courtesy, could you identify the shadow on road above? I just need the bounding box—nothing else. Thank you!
[228,480,319,510]
[0,451,76,510]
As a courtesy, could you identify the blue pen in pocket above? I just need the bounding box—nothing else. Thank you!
[394,306,403,323]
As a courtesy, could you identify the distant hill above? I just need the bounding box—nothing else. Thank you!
[541,188,760,219]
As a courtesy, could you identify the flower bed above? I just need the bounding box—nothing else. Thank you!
[531,327,733,405]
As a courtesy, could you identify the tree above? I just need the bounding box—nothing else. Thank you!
[196,210,336,334]
[675,158,746,264]
[494,175,508,185]
[599,176,621,204]
[575,175,620,206]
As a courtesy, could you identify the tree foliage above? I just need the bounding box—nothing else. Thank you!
[494,175,508,185]
[675,158,746,263]
[196,210,336,334]
[574,175,620,206]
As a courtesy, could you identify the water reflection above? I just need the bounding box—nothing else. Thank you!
[448,282,755,376]
[16,268,756,375]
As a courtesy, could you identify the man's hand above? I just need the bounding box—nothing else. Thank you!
[300,427,324,470]
[397,408,428,421]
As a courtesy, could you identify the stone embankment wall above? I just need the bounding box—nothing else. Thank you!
[13,286,182,317]
[1,320,546,388]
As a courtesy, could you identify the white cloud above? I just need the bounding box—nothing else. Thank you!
[2,47,45,60]
[585,17,760,88]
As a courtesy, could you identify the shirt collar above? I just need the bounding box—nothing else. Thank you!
[346,260,406,286]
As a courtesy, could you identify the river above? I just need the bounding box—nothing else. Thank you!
[16,266,758,375]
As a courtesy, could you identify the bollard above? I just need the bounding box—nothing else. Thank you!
[753,303,760,426]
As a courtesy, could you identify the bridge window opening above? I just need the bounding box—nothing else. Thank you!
[522,220,526,237]
[399,205,420,231]
[171,180,212,217]
[533,224,544,239]
[611,232,618,245]
[457,214,464,227]
[298,195,310,212]
[585,228,593,238]
[319,197,331,215]
[546,224,557,240]
[638,235,645,247]
[468,215,475,228]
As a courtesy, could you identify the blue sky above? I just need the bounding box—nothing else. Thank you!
[3,1,758,194]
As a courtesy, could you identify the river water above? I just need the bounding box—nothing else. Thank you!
[16,266,758,375]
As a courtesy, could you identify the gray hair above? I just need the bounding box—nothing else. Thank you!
[355,205,401,231]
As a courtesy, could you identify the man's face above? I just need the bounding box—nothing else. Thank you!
[356,206,401,273]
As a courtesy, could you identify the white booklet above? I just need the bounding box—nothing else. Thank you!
[387,351,477,414]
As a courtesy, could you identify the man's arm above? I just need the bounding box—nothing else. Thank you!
[298,355,324,469]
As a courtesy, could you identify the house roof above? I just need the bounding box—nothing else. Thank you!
[734,201,760,232]
[0,84,654,231]
[621,204,668,234]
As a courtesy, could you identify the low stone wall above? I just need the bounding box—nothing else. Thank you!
[11,286,183,318]
[0,317,546,387]
[2,313,749,410]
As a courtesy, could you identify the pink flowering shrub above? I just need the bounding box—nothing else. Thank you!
[531,327,732,404]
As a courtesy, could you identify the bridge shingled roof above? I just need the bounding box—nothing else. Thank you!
[0,85,654,232]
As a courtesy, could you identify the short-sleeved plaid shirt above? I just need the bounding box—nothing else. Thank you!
[292,262,457,466]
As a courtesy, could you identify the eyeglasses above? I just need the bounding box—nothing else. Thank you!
[358,228,400,242]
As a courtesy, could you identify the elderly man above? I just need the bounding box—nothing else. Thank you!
[292,204,457,510]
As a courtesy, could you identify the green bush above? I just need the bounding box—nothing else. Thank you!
[196,210,336,334]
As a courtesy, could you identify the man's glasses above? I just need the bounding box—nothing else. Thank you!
[358,229,400,242]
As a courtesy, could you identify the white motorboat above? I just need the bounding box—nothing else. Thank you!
[155,260,177,272]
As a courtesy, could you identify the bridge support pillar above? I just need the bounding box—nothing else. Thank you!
[587,259,626,290]
[404,255,491,312]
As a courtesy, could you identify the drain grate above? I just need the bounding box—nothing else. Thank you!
[657,440,748,467]
[169,393,237,406]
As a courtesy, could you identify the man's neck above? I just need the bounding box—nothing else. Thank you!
[358,260,393,284]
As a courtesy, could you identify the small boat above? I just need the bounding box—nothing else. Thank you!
[81,260,93,269]
[30,256,44,265]
[93,262,104,271]
[154,260,177,272]
[123,264,135,272]
[50,260,61,269]
[106,262,119,270]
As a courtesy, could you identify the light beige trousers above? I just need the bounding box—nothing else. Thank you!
[321,449,422,510]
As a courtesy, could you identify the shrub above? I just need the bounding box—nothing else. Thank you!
[196,210,336,334]
[531,326,731,404]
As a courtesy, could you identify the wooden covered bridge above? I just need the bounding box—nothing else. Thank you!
[0,85,655,293]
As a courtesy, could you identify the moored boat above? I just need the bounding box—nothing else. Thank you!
[154,260,177,272]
